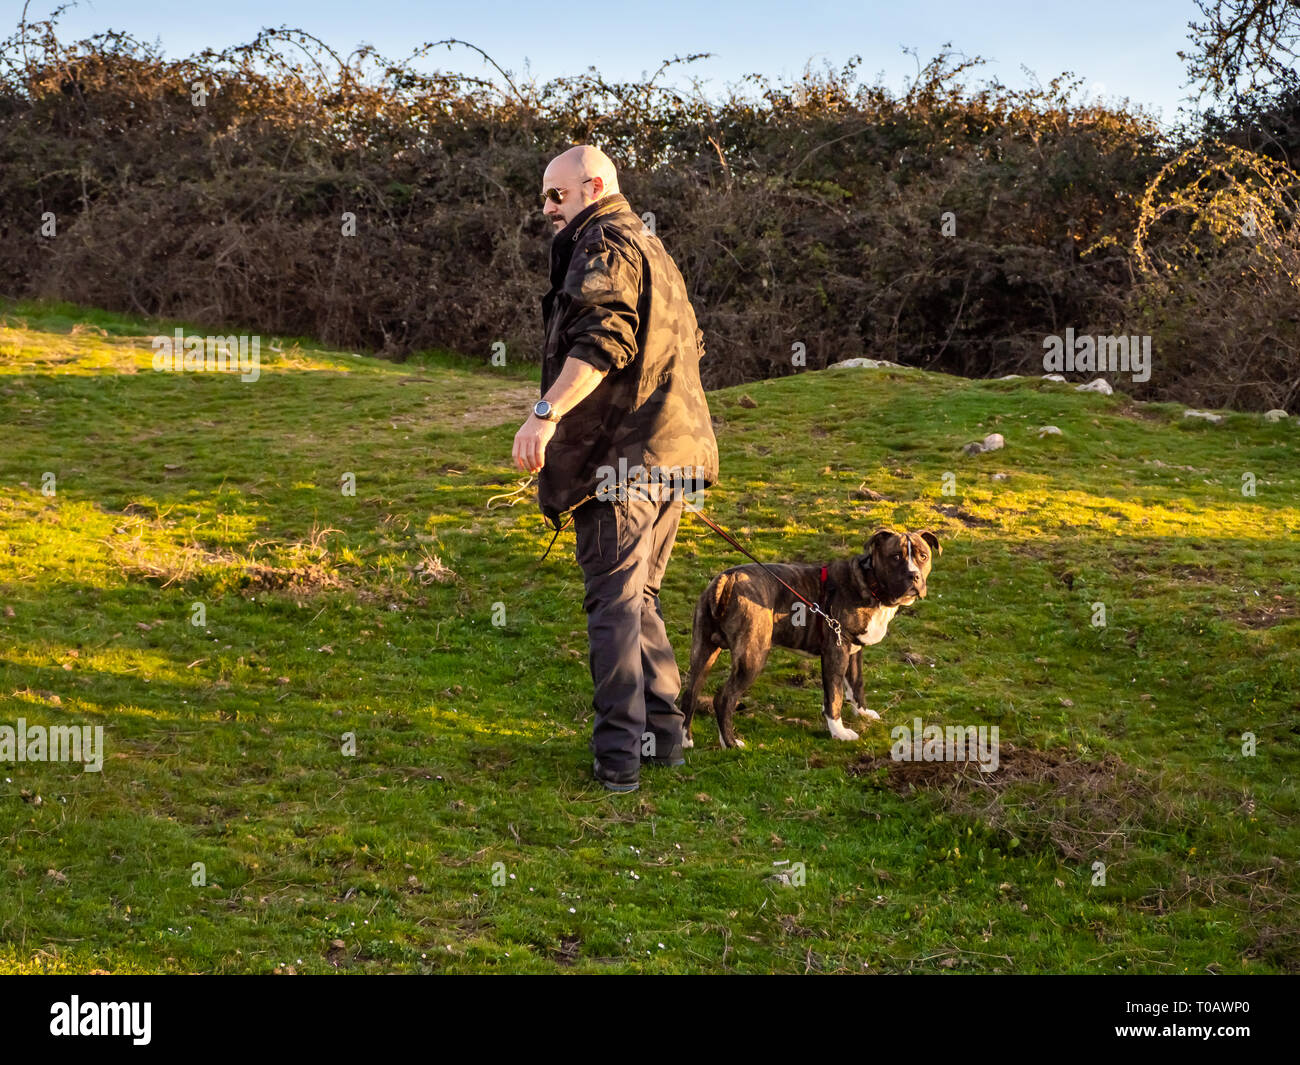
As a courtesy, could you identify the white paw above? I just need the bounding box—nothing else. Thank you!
[682,735,694,749]
[734,738,746,749]
[851,705,881,721]
[824,716,860,741]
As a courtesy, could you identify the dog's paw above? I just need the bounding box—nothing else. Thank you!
[734,737,746,749]
[851,705,881,721]
[824,716,860,741]
[682,735,694,749]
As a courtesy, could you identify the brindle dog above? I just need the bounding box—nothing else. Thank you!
[681,529,941,748]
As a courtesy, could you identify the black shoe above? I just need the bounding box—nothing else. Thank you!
[593,758,639,793]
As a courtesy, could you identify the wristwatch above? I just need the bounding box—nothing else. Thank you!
[533,399,561,422]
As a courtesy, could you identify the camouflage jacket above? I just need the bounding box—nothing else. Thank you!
[538,192,719,526]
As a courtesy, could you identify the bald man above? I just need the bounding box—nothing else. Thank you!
[512,145,719,792]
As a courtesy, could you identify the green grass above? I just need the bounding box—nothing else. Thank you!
[1,296,1297,973]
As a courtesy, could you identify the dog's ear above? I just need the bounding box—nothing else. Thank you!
[866,528,895,556]
[919,530,942,557]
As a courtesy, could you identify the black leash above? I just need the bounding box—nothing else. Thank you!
[536,489,600,565]
[489,475,598,566]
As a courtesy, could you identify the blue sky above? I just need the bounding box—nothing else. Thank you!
[35,0,1204,126]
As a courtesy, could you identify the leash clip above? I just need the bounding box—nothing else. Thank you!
[814,607,844,647]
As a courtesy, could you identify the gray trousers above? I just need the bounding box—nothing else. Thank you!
[572,492,686,778]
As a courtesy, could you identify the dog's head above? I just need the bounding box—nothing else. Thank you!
[858,528,941,605]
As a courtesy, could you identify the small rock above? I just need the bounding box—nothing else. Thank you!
[1041,374,1066,382]
[1264,409,1288,422]
[998,374,1022,380]
[1037,425,1063,438]
[1075,378,1113,395]
[738,395,758,409]
[962,433,1004,456]
[991,472,1009,481]
[833,357,904,369]
[1183,409,1224,423]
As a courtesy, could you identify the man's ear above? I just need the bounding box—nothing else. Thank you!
[866,528,895,556]
[919,530,942,557]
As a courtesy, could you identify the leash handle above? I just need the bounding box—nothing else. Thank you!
[487,475,537,510]
[689,507,843,647]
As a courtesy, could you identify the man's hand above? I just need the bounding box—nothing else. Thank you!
[513,414,557,474]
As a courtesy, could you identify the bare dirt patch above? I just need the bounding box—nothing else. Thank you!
[457,382,539,429]
[551,935,581,966]
[1115,403,1171,424]
[851,744,1122,795]
[849,744,1159,862]
[929,503,996,527]
[1218,594,1299,629]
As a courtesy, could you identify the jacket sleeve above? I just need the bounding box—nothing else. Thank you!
[560,233,640,374]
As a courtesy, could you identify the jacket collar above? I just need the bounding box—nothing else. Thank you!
[553,192,631,247]
[549,193,632,283]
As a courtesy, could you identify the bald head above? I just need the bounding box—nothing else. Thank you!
[542,144,620,232]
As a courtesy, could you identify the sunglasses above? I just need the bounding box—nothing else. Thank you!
[542,177,593,205]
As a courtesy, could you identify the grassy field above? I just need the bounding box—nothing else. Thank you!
[1,297,1297,974]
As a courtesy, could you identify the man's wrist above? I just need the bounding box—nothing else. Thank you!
[533,399,562,422]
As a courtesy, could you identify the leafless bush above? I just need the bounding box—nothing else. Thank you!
[1,10,1295,409]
